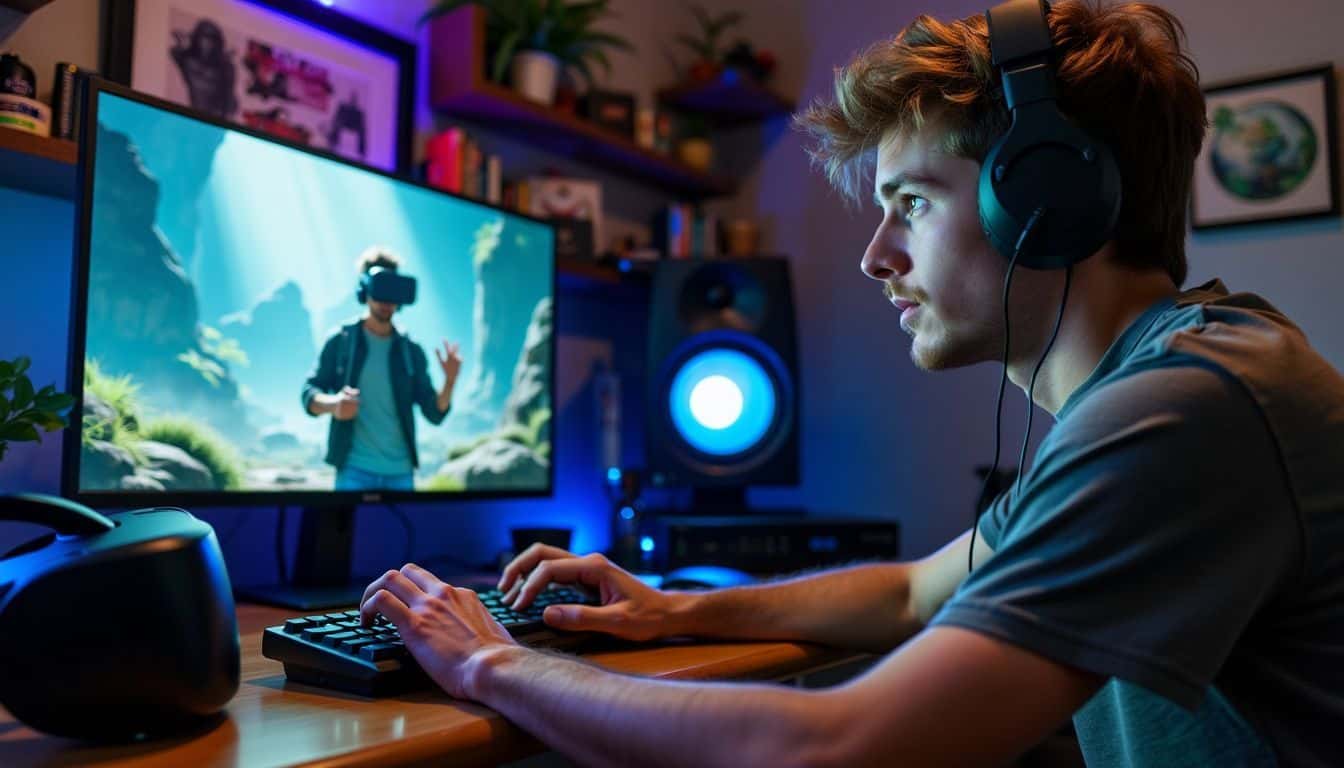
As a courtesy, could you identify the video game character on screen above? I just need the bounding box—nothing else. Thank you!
[301,247,463,492]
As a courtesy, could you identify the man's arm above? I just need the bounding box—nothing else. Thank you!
[503,529,992,653]
[365,563,1097,768]
[673,528,993,651]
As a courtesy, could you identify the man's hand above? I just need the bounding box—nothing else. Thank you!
[359,563,519,699]
[333,386,360,420]
[435,341,462,382]
[499,544,682,642]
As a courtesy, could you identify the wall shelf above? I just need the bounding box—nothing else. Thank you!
[427,7,736,200]
[0,129,76,200]
[658,75,796,125]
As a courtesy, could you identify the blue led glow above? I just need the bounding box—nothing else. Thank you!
[620,506,635,520]
[316,0,335,6]
[668,348,776,456]
[606,467,622,484]
[640,536,655,553]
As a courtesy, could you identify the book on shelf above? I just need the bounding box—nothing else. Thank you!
[654,203,720,259]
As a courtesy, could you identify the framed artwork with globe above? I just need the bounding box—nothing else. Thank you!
[1192,64,1339,230]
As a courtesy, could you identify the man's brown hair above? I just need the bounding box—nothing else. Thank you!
[796,0,1205,285]
[356,245,401,274]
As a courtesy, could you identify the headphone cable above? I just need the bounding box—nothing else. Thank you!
[970,207,1046,573]
[1016,265,1073,500]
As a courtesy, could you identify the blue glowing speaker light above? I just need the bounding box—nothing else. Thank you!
[646,258,799,489]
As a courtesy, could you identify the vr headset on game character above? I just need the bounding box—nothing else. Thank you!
[357,266,417,306]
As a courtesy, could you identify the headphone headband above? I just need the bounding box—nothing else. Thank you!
[977,0,1122,270]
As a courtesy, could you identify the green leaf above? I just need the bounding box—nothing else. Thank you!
[493,28,524,82]
[12,375,33,410]
[0,421,39,443]
[0,393,8,420]
[0,360,13,380]
[35,392,75,412]
[36,413,66,432]
[12,356,30,377]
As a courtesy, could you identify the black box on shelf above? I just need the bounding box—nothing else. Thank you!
[583,89,636,140]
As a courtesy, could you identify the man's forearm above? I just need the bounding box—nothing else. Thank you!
[674,562,920,652]
[436,376,456,413]
[465,645,841,768]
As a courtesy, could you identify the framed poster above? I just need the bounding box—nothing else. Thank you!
[1192,64,1339,230]
[103,0,414,173]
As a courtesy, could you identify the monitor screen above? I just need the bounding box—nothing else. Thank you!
[66,83,555,504]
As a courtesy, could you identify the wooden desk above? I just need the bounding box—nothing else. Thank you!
[0,604,866,767]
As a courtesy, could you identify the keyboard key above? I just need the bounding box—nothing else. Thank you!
[324,631,359,646]
[302,625,345,641]
[283,618,314,634]
[339,637,380,653]
[325,612,349,621]
[360,643,406,661]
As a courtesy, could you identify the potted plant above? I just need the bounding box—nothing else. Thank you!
[0,356,74,463]
[423,0,634,106]
[676,4,743,83]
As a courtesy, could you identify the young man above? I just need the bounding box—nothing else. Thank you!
[357,2,1344,764]
[303,247,463,491]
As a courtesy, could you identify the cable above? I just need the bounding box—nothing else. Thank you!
[970,207,1047,573]
[1015,265,1073,500]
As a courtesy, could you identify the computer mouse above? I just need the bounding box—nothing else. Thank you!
[659,564,757,591]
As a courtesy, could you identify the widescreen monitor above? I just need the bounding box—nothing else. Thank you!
[63,81,555,606]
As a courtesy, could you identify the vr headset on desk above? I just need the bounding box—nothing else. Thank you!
[357,266,418,306]
[0,494,240,741]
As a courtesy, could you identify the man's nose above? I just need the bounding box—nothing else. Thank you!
[861,223,912,281]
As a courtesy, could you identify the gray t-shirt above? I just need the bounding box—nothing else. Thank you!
[931,280,1344,766]
[347,328,413,475]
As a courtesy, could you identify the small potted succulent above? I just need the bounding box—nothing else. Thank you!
[0,356,74,463]
[423,0,634,106]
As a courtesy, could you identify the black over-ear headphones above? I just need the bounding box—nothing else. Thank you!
[970,0,1121,572]
[978,0,1121,269]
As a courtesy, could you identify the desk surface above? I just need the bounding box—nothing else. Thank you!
[0,603,861,767]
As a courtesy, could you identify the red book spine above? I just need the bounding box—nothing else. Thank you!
[426,127,464,193]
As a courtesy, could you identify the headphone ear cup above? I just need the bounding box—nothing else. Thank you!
[977,113,1122,269]
[356,274,368,304]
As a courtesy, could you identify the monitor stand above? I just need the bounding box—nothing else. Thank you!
[234,504,365,611]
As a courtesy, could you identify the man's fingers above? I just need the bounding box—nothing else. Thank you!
[399,562,445,594]
[497,543,575,591]
[512,554,608,609]
[542,603,626,634]
[363,589,411,629]
[359,569,424,625]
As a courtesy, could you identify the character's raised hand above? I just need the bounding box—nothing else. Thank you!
[435,341,462,381]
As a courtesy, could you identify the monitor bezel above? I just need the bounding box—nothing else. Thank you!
[64,77,559,508]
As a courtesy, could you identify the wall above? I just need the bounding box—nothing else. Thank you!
[735,0,1344,558]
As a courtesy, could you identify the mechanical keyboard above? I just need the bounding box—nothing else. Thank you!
[261,585,601,696]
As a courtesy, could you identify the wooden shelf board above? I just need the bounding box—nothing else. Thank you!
[658,75,796,124]
[436,83,736,199]
[0,129,77,200]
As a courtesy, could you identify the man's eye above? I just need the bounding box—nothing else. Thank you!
[901,194,928,217]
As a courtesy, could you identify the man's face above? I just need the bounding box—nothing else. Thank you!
[863,125,1009,371]
[368,299,398,322]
